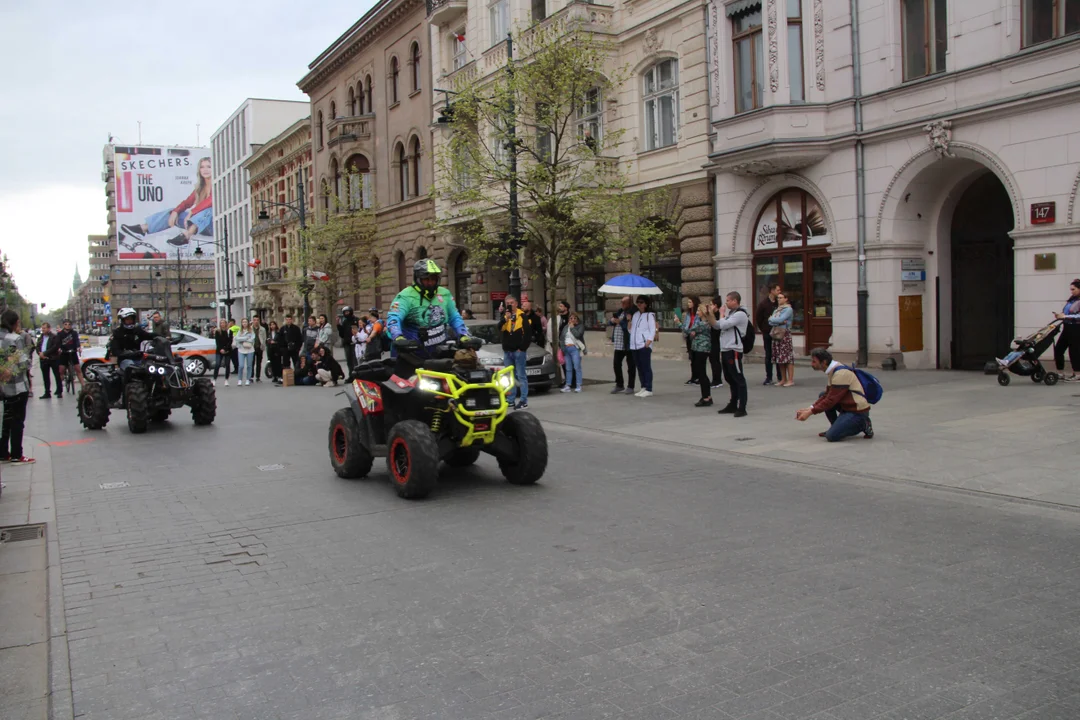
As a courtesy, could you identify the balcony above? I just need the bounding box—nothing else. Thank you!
[706,105,838,176]
[426,0,466,26]
[256,267,285,286]
[327,115,375,151]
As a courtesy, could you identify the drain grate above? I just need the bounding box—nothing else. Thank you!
[0,524,45,543]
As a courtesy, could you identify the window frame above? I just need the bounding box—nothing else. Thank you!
[364,75,373,114]
[317,112,324,149]
[576,87,603,153]
[410,42,422,93]
[396,142,409,202]
[787,0,805,103]
[452,30,467,70]
[489,0,509,44]
[732,9,765,113]
[641,59,680,152]
[348,87,356,116]
[900,0,947,81]
[390,57,400,105]
[1022,0,1080,47]
[409,137,421,198]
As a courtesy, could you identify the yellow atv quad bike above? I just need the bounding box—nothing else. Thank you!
[328,337,548,499]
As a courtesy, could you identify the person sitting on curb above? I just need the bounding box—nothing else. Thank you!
[795,347,874,441]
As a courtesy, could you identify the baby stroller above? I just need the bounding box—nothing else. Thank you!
[995,320,1061,386]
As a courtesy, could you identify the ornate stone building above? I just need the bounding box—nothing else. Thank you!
[707,0,1080,368]
[426,0,714,328]
[298,0,437,314]
[245,118,313,319]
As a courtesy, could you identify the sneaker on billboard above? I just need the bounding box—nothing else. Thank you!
[166,234,190,247]
[121,223,145,238]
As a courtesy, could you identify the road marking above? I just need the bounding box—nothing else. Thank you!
[39,439,96,448]
[99,482,130,490]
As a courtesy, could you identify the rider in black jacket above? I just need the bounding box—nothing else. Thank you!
[106,308,156,371]
[337,306,361,373]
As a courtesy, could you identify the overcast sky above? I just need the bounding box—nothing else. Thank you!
[0,0,376,311]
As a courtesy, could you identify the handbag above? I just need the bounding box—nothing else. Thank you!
[770,325,786,341]
[556,348,565,365]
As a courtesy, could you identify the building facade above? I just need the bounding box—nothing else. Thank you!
[209,99,310,321]
[246,118,313,320]
[706,0,1080,369]
[299,0,436,315]
[101,145,218,328]
[426,0,713,326]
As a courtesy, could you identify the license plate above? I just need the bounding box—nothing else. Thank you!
[526,368,542,376]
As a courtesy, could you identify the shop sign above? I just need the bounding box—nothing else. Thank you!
[901,258,926,282]
[490,291,507,301]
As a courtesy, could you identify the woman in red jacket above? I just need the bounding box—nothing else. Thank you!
[121,157,213,247]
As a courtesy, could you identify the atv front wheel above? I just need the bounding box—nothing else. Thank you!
[497,411,548,485]
[386,420,439,499]
[445,447,482,468]
[78,382,111,430]
[125,383,149,434]
[190,378,217,425]
[329,408,374,479]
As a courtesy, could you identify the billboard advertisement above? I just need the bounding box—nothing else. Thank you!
[115,146,214,260]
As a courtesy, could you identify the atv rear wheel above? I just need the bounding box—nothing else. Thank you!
[77,382,111,430]
[329,408,374,479]
[386,420,439,499]
[445,447,482,468]
[190,378,217,425]
[497,411,548,485]
[125,382,149,434]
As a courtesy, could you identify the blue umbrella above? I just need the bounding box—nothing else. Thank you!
[598,273,663,295]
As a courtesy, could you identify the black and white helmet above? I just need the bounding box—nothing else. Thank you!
[118,307,137,326]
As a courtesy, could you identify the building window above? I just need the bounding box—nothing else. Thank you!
[348,87,356,116]
[452,30,467,70]
[396,142,409,201]
[411,42,422,92]
[751,188,832,346]
[576,87,602,153]
[1023,0,1080,46]
[330,101,337,119]
[732,6,765,112]
[901,0,947,80]
[490,0,509,43]
[642,59,679,150]
[574,269,605,329]
[532,0,547,23]
[396,251,406,288]
[331,158,341,209]
[535,102,553,162]
[390,57,400,104]
[346,155,372,209]
[409,136,421,197]
[454,252,471,309]
[787,0,804,102]
[364,75,373,113]
[317,112,324,149]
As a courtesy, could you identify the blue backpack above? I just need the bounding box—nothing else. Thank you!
[839,365,883,404]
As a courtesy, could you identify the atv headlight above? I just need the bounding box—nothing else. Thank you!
[147,364,156,373]
[465,398,477,409]
[158,366,167,375]
[417,378,442,393]
[496,373,514,390]
[489,396,500,407]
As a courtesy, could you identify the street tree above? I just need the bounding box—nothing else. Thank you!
[293,186,386,317]
[433,18,678,349]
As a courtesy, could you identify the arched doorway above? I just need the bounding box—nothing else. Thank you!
[950,172,1014,370]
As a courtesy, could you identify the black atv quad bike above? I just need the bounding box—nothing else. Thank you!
[328,337,548,499]
[78,338,216,434]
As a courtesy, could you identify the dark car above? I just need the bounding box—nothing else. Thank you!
[465,320,559,393]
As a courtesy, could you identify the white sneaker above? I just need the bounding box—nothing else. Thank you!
[560,386,572,393]
[635,389,646,397]
[573,387,582,393]
[224,380,229,387]
[639,390,653,398]
[246,380,252,386]
[214,379,218,386]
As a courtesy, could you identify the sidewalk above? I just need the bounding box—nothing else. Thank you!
[0,429,72,720]
[524,356,1080,508]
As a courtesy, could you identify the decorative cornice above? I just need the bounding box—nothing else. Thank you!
[1069,168,1080,224]
[298,0,424,94]
[249,145,312,186]
[767,0,778,93]
[812,0,824,91]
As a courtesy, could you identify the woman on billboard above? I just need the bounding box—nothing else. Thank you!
[121,157,213,247]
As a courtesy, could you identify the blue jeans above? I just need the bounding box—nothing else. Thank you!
[820,393,871,442]
[119,359,138,372]
[145,207,213,235]
[563,344,583,389]
[503,350,528,404]
[238,352,253,383]
[632,347,653,391]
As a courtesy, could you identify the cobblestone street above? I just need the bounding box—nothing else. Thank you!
[13,379,1080,720]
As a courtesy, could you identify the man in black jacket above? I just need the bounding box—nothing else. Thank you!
[314,347,345,386]
[337,306,361,374]
[521,300,545,348]
[500,295,531,409]
[280,315,304,384]
[36,322,62,398]
[755,283,780,385]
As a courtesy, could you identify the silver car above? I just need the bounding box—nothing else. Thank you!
[465,320,559,392]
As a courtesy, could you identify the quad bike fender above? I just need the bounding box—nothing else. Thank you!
[345,381,385,457]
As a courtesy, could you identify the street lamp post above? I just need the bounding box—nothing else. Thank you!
[505,31,523,303]
[193,217,233,321]
[256,168,309,320]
